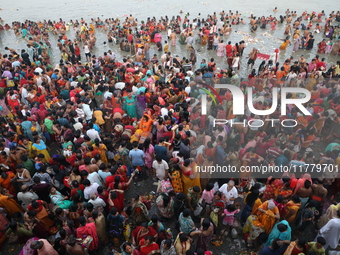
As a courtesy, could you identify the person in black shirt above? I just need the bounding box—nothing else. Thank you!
[298,200,319,238]
[251,24,258,33]
[306,35,315,50]
[172,134,182,152]
[174,192,187,220]
[179,139,190,159]
[31,176,51,203]
[290,61,300,73]
[21,49,31,66]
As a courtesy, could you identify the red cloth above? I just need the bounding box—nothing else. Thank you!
[37,104,48,120]
[107,193,124,213]
[105,174,124,188]
[293,174,312,195]
[290,178,298,189]
[70,185,85,199]
[113,108,124,115]
[256,53,270,61]
[225,44,233,55]
[132,226,157,244]
[76,222,99,251]
[139,240,160,255]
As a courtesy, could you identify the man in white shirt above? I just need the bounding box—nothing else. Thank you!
[21,84,29,105]
[76,105,85,119]
[82,99,93,121]
[72,118,83,132]
[161,103,169,117]
[82,179,100,200]
[27,45,36,62]
[83,43,91,62]
[103,88,113,100]
[86,123,101,141]
[107,50,116,61]
[21,105,31,117]
[167,28,172,38]
[0,142,10,156]
[12,58,21,69]
[88,171,104,186]
[287,70,297,85]
[152,155,169,181]
[219,180,238,205]
[88,194,106,211]
[17,184,39,210]
[70,77,79,88]
[185,34,194,47]
[185,85,191,95]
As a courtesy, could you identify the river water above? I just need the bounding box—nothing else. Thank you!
[0,0,338,76]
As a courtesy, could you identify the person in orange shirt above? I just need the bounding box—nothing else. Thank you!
[139,114,153,132]
[283,60,291,75]
[0,170,16,195]
[301,131,315,149]
[276,67,286,85]
[256,199,280,234]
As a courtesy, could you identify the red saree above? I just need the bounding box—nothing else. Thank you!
[76,222,99,251]
[132,226,158,244]
[139,240,160,255]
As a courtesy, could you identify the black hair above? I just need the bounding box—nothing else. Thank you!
[179,232,189,242]
[182,208,191,217]
[205,182,214,191]
[202,218,210,230]
[162,194,171,208]
[277,223,288,232]
[78,216,86,226]
[316,236,326,245]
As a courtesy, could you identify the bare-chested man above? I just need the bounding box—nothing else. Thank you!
[238,41,246,56]
[66,235,85,255]
[144,43,150,60]
[311,178,327,203]
[4,47,18,56]
[225,25,232,35]
[58,26,65,36]
[303,27,310,37]
[135,46,144,63]
[296,179,313,208]
[9,146,26,165]
[287,15,293,24]
[88,34,97,51]
[160,52,168,65]
[293,20,300,29]
[284,24,292,35]
[169,31,177,46]
[33,33,41,42]
[298,55,307,68]
[135,50,143,64]
[247,48,258,69]
[103,52,111,63]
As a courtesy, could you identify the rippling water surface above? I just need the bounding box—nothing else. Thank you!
[0,0,338,76]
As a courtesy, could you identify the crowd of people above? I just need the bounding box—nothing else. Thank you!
[0,7,339,255]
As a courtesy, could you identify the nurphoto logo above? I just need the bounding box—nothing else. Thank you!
[201,84,311,116]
